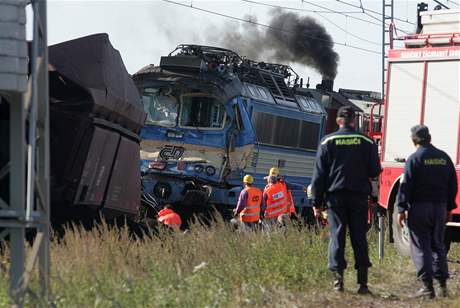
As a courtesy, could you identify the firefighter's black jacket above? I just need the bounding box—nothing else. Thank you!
[397,143,458,213]
[311,127,381,206]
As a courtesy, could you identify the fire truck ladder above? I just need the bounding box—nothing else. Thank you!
[0,0,51,306]
[381,0,394,100]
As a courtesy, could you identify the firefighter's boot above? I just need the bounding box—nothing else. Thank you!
[357,267,371,295]
[333,271,344,292]
[436,279,448,297]
[414,279,435,299]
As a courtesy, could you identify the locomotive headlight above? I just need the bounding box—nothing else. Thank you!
[166,130,184,138]
[153,182,172,199]
[205,165,216,176]
[194,164,204,173]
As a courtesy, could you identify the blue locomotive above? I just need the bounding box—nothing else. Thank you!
[133,45,326,216]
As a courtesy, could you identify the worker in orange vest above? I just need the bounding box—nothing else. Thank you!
[262,171,288,225]
[234,174,262,231]
[157,204,182,231]
[266,167,304,220]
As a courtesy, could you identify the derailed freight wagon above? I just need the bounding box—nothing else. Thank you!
[379,9,460,254]
[48,34,145,224]
[133,45,326,219]
[1,33,146,226]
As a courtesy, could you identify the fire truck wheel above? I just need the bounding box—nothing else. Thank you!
[392,204,411,257]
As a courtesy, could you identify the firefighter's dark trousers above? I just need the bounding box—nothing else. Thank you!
[408,202,449,282]
[327,192,372,273]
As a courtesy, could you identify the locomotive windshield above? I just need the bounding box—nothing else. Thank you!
[179,94,226,129]
[142,88,178,127]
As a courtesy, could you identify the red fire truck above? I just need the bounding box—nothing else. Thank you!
[379,9,460,255]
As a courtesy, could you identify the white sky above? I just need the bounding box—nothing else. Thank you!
[34,0,434,92]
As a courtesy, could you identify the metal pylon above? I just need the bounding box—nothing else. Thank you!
[381,0,394,100]
[0,0,50,306]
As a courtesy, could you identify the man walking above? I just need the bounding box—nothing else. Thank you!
[262,172,288,225]
[397,125,457,299]
[233,174,262,231]
[311,106,381,294]
[267,167,305,220]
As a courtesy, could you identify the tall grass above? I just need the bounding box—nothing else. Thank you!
[1,220,460,307]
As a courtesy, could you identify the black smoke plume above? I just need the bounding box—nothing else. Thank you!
[213,10,339,79]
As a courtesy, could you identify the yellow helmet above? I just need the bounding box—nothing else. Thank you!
[243,174,254,184]
[269,167,280,177]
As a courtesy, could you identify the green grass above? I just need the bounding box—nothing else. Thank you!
[2,221,460,307]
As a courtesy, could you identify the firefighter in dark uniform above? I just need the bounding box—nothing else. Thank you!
[311,106,381,294]
[396,125,457,299]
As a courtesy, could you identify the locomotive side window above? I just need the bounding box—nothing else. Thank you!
[179,94,226,129]
[142,88,178,127]
[252,111,320,150]
[252,112,275,144]
[299,121,320,150]
[273,117,300,148]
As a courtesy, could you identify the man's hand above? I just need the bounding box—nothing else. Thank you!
[447,211,453,223]
[313,207,322,218]
[398,212,406,228]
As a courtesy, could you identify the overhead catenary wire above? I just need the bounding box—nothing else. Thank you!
[335,0,416,25]
[309,0,413,35]
[447,0,460,7]
[316,12,381,46]
[301,0,383,26]
[161,0,381,55]
[241,0,362,14]
[300,0,412,36]
[433,0,450,9]
[359,0,364,12]
[334,0,413,35]
[242,0,381,46]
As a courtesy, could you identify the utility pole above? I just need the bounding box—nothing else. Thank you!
[382,0,394,101]
[0,0,50,306]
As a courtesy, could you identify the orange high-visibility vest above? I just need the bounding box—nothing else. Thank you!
[240,186,262,223]
[279,181,295,214]
[264,182,287,219]
[158,209,182,228]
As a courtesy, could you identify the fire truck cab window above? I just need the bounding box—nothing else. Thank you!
[252,111,319,150]
[142,89,178,127]
[180,95,226,129]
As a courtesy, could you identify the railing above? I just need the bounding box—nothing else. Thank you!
[403,32,460,47]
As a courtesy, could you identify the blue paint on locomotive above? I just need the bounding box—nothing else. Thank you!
[134,45,327,209]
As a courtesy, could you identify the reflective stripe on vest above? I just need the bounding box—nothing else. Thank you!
[241,186,262,223]
[266,203,287,218]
